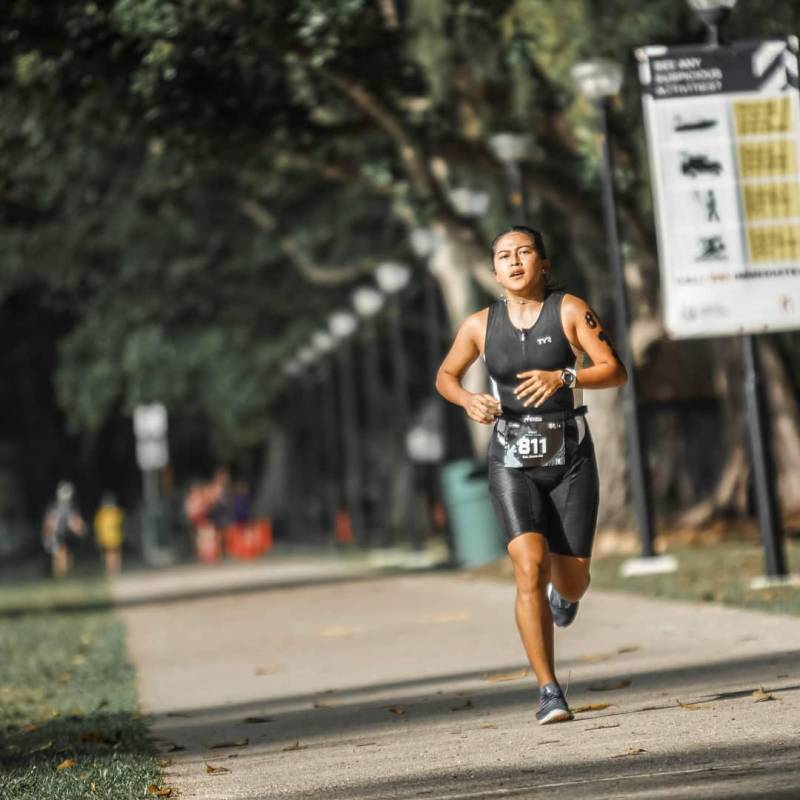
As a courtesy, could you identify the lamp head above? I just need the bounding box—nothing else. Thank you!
[686,0,737,45]
[328,310,358,340]
[488,132,536,164]
[375,262,411,294]
[571,59,624,101]
[352,286,385,317]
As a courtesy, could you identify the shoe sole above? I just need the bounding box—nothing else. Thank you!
[537,708,574,725]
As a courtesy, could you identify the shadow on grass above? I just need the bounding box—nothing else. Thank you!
[0,709,156,772]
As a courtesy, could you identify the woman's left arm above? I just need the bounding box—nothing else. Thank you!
[563,295,627,389]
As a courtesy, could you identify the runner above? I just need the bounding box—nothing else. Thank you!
[435,226,627,724]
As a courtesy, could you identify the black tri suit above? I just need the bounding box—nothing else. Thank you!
[485,291,599,557]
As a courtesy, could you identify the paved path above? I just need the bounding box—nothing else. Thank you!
[114,557,800,799]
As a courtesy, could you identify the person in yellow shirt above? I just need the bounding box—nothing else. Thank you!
[94,493,124,575]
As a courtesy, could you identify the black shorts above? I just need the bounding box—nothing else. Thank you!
[488,418,599,557]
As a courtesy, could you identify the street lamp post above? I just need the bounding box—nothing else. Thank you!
[352,285,388,547]
[311,330,341,546]
[374,261,414,545]
[489,133,536,225]
[296,344,326,543]
[328,310,366,546]
[572,59,674,574]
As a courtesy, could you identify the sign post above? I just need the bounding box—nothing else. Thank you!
[133,403,172,566]
[636,38,800,581]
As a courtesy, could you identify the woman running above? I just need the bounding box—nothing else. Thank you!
[435,226,627,724]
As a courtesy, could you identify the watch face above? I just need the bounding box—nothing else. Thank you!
[562,370,575,388]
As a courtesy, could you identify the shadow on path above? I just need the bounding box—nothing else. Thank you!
[146,649,800,755]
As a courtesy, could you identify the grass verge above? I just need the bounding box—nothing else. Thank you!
[589,539,800,615]
[0,575,161,800]
[468,539,800,615]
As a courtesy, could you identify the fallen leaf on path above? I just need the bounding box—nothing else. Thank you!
[313,700,337,709]
[355,742,378,747]
[581,652,612,663]
[480,724,498,729]
[281,741,307,752]
[573,703,612,713]
[449,699,473,712]
[588,679,631,692]
[585,723,620,731]
[205,763,231,774]
[676,698,711,711]
[416,612,471,624]
[147,785,175,797]
[386,706,406,715]
[482,668,529,683]
[539,739,560,745]
[254,666,279,676]
[613,748,646,758]
[617,646,640,654]
[752,687,774,702]
[209,739,248,749]
[243,716,273,723]
[56,758,77,771]
[318,626,364,638]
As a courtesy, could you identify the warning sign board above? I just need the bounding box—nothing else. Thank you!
[637,38,800,338]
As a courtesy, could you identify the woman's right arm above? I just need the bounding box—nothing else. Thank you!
[435,311,501,425]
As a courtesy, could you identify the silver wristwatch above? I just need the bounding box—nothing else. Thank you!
[560,367,577,388]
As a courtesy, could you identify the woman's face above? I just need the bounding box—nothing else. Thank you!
[492,231,549,292]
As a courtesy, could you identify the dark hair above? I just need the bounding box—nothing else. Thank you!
[490,226,548,260]
[491,225,563,295]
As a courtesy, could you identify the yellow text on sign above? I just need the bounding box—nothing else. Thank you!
[743,182,800,220]
[734,96,793,136]
[738,139,798,179]
[747,224,800,263]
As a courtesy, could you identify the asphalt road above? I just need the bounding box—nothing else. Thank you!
[114,557,800,799]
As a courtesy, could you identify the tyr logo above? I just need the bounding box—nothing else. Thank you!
[536,336,552,345]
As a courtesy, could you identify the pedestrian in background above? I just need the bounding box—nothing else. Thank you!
[42,481,85,579]
[94,492,125,575]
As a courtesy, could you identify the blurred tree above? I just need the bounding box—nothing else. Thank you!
[2,0,799,525]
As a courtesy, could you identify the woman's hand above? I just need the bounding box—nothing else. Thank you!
[514,370,562,408]
[462,393,502,424]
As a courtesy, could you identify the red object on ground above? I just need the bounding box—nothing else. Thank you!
[224,519,274,559]
[335,510,353,544]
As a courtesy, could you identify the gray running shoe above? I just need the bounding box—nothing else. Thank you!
[547,582,579,628]
[536,683,573,725]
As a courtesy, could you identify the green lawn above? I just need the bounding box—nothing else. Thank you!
[0,574,162,800]
[589,539,800,615]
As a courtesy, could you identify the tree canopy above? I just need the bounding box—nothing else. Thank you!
[2,0,799,487]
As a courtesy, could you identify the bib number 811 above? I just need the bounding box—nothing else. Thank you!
[518,435,546,457]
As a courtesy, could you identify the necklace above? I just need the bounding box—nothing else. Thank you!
[503,296,542,306]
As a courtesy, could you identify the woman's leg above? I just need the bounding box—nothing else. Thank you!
[549,554,591,603]
[506,532,556,687]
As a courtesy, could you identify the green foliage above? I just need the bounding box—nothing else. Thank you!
[2,0,799,461]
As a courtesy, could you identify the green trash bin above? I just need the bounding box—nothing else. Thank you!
[440,458,505,567]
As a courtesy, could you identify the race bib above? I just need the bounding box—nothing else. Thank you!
[495,416,566,468]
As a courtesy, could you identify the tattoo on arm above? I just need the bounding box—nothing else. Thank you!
[598,330,622,364]
[583,306,623,364]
